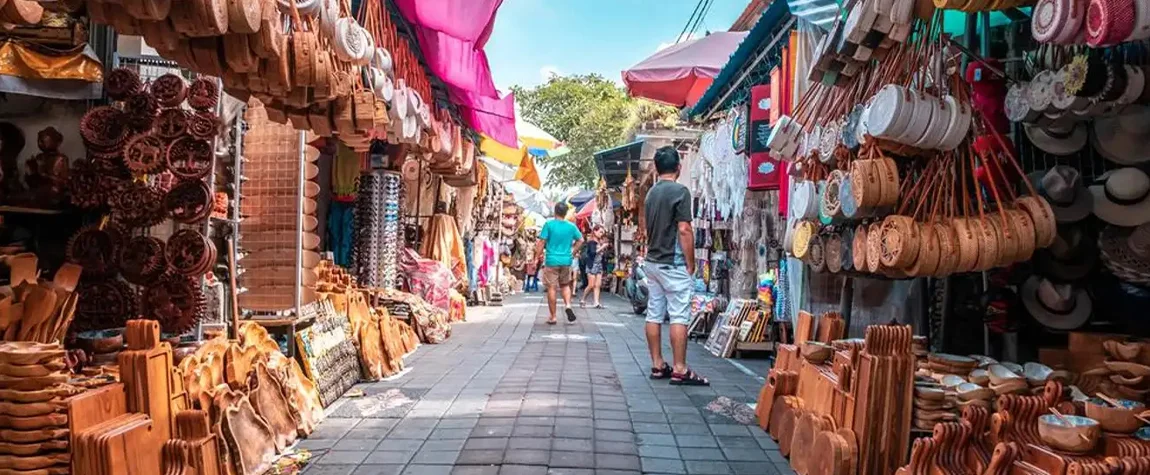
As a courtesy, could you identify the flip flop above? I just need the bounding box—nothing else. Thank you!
[565,307,576,322]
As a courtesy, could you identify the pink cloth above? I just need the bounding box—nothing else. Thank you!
[394,0,517,147]
[622,31,748,107]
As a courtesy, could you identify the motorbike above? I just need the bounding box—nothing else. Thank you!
[624,261,648,315]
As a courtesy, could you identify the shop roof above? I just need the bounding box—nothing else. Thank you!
[685,0,792,120]
[594,141,645,188]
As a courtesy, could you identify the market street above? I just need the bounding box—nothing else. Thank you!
[301,293,793,475]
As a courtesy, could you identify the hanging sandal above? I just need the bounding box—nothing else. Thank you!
[670,369,710,386]
[650,362,672,380]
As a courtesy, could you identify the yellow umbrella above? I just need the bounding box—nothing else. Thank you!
[479,119,569,166]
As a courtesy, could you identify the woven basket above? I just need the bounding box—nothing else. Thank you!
[866,222,884,273]
[852,225,869,271]
[932,222,960,276]
[952,218,981,273]
[332,96,355,136]
[809,235,826,273]
[992,214,1019,267]
[851,160,883,209]
[822,171,844,222]
[1017,196,1057,248]
[223,34,258,73]
[841,228,855,271]
[880,215,922,269]
[227,0,261,33]
[971,219,1000,272]
[826,233,843,273]
[308,104,333,137]
[907,224,941,277]
[312,50,334,102]
[291,31,317,87]
[1008,209,1038,262]
[877,157,901,207]
[793,221,815,259]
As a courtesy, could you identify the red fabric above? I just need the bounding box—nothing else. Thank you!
[622,32,747,107]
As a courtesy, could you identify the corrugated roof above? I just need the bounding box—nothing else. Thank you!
[686,0,792,119]
[730,0,769,31]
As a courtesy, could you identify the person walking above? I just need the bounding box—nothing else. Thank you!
[537,202,583,324]
[580,226,608,308]
[642,146,708,385]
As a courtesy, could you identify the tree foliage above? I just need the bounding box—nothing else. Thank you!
[512,74,678,189]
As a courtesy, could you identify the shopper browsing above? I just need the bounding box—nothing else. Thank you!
[537,202,583,324]
[642,146,708,386]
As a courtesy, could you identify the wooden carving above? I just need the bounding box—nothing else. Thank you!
[220,397,277,475]
[247,363,298,452]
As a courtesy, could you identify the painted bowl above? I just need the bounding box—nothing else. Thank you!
[1037,414,1101,453]
[1084,398,1147,434]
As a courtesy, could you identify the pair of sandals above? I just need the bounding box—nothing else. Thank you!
[579,301,604,309]
[650,362,710,386]
[547,307,578,325]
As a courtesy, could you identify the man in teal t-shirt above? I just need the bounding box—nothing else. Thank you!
[536,202,583,324]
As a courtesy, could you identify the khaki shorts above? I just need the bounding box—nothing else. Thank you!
[541,266,573,288]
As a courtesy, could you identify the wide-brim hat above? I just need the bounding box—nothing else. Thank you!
[1034,224,1097,281]
[1099,224,1150,285]
[1025,123,1088,156]
[1028,168,1093,223]
[1092,106,1150,165]
[1020,275,1092,330]
[1089,168,1150,227]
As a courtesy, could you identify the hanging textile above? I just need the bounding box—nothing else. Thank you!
[419,213,468,284]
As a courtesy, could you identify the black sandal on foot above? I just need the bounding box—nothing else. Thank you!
[565,307,577,322]
[670,369,710,386]
[650,363,672,380]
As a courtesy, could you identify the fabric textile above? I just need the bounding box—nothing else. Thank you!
[542,266,573,288]
[644,263,693,326]
[644,180,693,265]
[539,219,583,267]
[328,201,354,267]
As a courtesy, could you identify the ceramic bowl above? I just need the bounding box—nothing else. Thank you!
[940,375,967,389]
[801,342,833,364]
[1136,426,1150,441]
[1084,398,1146,434]
[1000,362,1025,374]
[75,328,124,354]
[1037,414,1101,453]
[1024,362,1054,386]
[987,364,1025,385]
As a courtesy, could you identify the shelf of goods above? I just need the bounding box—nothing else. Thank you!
[350,171,403,289]
[66,68,222,337]
[771,6,1065,279]
[294,299,359,407]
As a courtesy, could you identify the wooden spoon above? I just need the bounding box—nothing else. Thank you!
[15,287,55,342]
[6,253,37,288]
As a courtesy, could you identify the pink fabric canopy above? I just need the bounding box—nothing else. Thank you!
[622,31,749,107]
[394,0,518,147]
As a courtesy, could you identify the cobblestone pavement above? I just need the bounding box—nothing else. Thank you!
[302,293,794,475]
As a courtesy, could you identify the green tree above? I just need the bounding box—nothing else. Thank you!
[512,74,678,189]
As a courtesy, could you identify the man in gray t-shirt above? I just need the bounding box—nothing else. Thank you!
[640,146,708,386]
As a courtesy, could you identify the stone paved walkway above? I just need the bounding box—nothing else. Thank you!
[301,293,794,475]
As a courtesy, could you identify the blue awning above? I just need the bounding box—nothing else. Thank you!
[686,0,792,119]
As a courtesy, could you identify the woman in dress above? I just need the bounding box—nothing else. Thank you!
[580,227,609,308]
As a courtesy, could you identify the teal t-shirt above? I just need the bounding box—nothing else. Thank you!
[539,219,583,267]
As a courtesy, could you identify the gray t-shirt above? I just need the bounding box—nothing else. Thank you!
[644,180,692,265]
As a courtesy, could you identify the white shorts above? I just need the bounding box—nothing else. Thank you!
[643,263,693,326]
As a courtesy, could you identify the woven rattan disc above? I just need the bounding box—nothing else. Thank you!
[840,228,855,271]
[877,157,901,207]
[793,221,815,259]
[809,235,826,272]
[826,233,843,273]
[866,222,884,273]
[1007,209,1038,262]
[933,222,960,276]
[853,225,869,271]
[907,224,941,276]
[852,160,883,209]
[971,218,1000,271]
[880,215,922,269]
[952,218,981,273]
[991,213,1020,266]
[227,0,261,33]
[823,170,845,221]
[1017,196,1057,248]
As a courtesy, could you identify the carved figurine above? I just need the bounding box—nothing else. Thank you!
[24,127,69,205]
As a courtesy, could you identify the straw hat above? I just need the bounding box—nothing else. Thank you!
[1092,105,1150,166]
[1089,167,1150,227]
[1020,275,1092,330]
[793,221,816,258]
[933,222,960,276]
[853,225,869,272]
[1024,123,1088,156]
[826,233,844,273]
[1027,166,1094,223]
[1099,224,1150,285]
[1034,224,1097,281]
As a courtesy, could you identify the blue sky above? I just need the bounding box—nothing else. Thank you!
[485,0,750,91]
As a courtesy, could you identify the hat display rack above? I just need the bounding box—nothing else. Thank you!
[780,11,1063,279]
[65,68,223,336]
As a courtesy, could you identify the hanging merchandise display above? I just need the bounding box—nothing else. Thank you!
[420,213,468,284]
[349,171,402,289]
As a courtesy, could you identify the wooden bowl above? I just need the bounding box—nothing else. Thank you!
[75,328,125,354]
[915,386,946,401]
[956,383,995,401]
[1084,398,1146,434]
[1024,362,1054,386]
[802,342,833,364]
[1037,414,1101,453]
[969,369,990,385]
[987,364,1025,385]
[939,375,966,389]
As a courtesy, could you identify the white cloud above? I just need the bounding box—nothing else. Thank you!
[539,65,563,81]
[656,33,699,52]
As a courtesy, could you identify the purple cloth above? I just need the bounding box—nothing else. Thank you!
[394,0,517,147]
